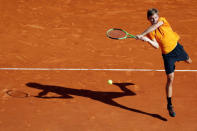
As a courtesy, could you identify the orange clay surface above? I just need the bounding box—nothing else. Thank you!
[0,0,197,130]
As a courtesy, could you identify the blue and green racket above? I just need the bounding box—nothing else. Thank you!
[106,28,136,40]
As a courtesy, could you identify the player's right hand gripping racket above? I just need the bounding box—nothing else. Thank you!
[106,28,136,40]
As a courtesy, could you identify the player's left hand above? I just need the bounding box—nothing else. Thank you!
[136,34,143,39]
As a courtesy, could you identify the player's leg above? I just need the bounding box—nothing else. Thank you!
[176,43,192,64]
[166,72,174,98]
[162,47,178,117]
[166,72,176,117]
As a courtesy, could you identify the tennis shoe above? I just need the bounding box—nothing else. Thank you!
[167,105,176,117]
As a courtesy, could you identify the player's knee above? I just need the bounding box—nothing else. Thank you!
[167,73,174,81]
[167,77,174,82]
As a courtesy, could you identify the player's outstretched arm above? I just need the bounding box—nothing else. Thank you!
[136,21,163,39]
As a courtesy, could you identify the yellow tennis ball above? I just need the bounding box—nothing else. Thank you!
[108,80,113,85]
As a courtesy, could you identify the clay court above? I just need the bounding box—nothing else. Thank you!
[0,0,197,130]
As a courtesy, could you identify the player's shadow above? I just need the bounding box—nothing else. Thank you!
[26,82,167,121]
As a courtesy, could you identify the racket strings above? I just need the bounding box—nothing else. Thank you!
[107,29,127,39]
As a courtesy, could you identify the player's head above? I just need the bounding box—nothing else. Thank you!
[147,8,159,24]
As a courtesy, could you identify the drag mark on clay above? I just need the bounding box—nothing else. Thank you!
[23,24,45,30]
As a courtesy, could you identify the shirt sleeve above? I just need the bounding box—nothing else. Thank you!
[147,17,167,40]
[159,17,168,26]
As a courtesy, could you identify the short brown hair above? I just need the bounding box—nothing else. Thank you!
[147,8,159,19]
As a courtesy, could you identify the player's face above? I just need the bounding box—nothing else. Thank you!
[148,14,159,24]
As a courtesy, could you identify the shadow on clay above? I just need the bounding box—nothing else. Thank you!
[26,82,167,121]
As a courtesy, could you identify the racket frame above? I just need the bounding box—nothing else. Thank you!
[106,28,136,40]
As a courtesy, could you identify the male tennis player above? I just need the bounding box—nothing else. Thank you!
[136,8,192,117]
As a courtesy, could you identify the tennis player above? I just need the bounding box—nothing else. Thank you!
[136,8,192,117]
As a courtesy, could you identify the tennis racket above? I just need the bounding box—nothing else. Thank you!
[6,90,32,98]
[106,28,136,40]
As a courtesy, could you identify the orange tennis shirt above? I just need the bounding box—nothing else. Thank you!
[147,17,180,54]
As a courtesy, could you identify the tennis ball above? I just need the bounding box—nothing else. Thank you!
[108,80,113,85]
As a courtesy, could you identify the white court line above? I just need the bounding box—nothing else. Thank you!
[0,68,197,72]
